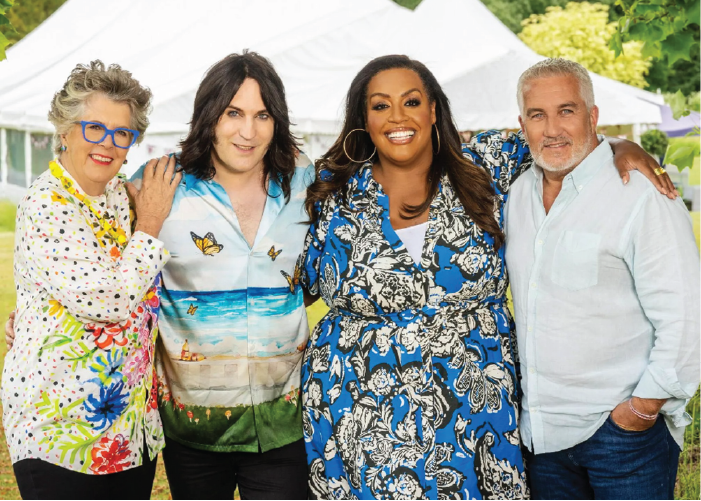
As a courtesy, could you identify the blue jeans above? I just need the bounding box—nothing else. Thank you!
[523,415,680,500]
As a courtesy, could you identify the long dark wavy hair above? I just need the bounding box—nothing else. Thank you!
[179,50,300,202]
[305,55,504,248]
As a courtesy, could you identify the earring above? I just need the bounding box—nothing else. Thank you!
[123,159,128,165]
[433,124,440,155]
[60,145,67,152]
[343,128,376,163]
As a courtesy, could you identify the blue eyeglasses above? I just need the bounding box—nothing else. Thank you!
[74,121,140,149]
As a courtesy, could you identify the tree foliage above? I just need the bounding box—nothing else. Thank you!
[0,0,15,61]
[390,0,423,10]
[519,2,651,88]
[0,0,66,57]
[611,0,699,171]
[610,0,699,66]
[611,0,700,97]
[640,129,669,157]
[481,0,622,33]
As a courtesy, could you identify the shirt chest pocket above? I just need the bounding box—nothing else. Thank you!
[551,231,601,291]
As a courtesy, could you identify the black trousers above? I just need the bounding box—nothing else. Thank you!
[13,453,157,500]
[162,436,308,500]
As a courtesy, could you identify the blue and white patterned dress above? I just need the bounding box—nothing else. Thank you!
[300,131,531,500]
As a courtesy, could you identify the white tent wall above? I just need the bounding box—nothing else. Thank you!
[0,0,662,186]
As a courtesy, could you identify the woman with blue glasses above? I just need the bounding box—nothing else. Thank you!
[2,60,181,499]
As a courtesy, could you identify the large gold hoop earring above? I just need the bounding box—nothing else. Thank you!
[343,128,376,163]
[433,123,440,155]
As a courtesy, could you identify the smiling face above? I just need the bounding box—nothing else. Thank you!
[211,77,274,178]
[365,68,436,167]
[518,74,599,175]
[60,93,132,196]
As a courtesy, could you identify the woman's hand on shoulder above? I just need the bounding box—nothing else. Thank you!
[126,155,182,238]
[609,137,677,199]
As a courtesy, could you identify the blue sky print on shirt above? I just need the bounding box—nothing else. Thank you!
[160,287,304,359]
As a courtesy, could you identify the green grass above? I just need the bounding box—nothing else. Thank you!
[0,201,698,498]
[0,201,15,233]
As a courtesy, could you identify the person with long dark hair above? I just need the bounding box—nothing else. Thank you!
[299,54,672,499]
[130,50,311,499]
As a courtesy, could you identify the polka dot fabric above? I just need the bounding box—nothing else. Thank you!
[2,162,170,474]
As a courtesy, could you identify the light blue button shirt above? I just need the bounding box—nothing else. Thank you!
[505,139,700,454]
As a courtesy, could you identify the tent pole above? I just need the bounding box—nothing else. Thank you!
[632,123,641,145]
[24,130,32,188]
[0,128,6,189]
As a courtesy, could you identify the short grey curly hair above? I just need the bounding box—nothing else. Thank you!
[47,60,152,155]
[517,58,595,114]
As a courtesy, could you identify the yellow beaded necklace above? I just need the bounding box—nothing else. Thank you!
[49,160,128,251]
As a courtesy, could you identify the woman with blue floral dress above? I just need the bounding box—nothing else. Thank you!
[299,55,531,500]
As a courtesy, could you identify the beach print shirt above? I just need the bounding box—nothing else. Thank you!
[131,154,314,452]
[2,162,169,474]
[300,131,532,499]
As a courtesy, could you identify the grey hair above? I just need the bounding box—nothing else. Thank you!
[517,58,595,114]
[47,60,152,155]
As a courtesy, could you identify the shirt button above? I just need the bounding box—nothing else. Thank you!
[531,282,537,289]
[527,326,533,332]
[528,367,536,374]
[532,407,539,414]
[578,185,583,190]
[537,239,544,245]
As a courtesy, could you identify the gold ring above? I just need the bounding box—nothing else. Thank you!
[654,167,666,176]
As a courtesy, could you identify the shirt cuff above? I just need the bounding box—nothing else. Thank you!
[125,230,170,272]
[632,365,685,400]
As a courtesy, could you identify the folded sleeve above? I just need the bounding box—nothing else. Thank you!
[462,130,533,198]
[19,195,169,325]
[624,191,701,401]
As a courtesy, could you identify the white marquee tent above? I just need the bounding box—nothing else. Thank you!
[0,0,663,189]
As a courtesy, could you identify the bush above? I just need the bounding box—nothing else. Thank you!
[641,129,669,158]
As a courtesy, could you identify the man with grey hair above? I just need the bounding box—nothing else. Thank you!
[505,57,700,499]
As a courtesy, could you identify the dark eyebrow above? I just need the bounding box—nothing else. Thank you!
[225,105,269,115]
[368,88,423,99]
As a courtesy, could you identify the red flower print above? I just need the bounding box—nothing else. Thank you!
[87,320,131,349]
[131,305,145,320]
[148,369,158,410]
[109,246,121,260]
[89,434,131,474]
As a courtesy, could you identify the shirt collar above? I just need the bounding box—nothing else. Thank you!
[569,139,612,193]
[183,171,200,190]
[184,169,285,206]
[53,158,122,197]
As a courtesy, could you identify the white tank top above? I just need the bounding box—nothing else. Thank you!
[395,221,428,265]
